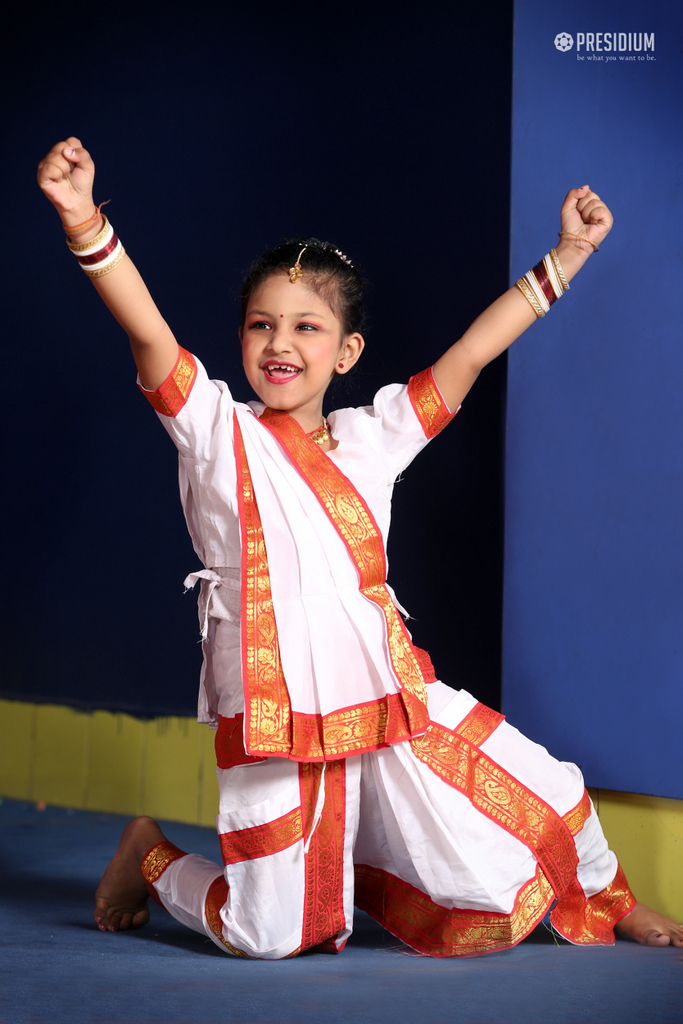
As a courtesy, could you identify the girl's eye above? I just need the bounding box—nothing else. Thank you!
[296,323,317,331]
[249,321,271,331]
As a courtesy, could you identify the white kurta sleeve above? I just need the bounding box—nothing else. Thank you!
[137,346,243,568]
[331,365,459,482]
[136,346,234,464]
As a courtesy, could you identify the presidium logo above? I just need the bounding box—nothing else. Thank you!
[554,31,655,60]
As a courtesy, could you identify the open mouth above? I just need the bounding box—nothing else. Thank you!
[261,362,303,384]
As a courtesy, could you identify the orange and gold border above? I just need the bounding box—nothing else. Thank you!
[456,702,504,747]
[355,863,554,957]
[141,839,187,906]
[288,691,420,762]
[412,722,579,897]
[551,862,636,945]
[412,645,437,684]
[562,788,592,837]
[300,760,347,951]
[407,367,457,439]
[204,874,249,957]
[219,807,303,865]
[235,416,293,755]
[259,408,386,587]
[141,840,187,885]
[215,696,423,767]
[138,346,197,418]
[204,871,304,959]
[413,725,634,946]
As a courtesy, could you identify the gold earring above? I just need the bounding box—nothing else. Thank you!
[289,246,307,283]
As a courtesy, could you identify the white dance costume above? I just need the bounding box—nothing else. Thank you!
[137,347,634,959]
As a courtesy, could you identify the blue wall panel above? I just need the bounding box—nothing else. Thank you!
[505,0,683,797]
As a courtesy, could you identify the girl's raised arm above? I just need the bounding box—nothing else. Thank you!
[37,138,178,390]
[431,186,613,413]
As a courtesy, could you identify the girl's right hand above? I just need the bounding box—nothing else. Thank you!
[37,137,96,224]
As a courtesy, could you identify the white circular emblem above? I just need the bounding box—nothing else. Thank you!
[554,32,574,51]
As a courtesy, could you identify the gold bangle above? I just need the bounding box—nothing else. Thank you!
[67,215,110,252]
[558,231,599,252]
[515,277,545,318]
[548,248,570,291]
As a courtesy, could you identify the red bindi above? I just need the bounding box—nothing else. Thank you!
[280,314,284,318]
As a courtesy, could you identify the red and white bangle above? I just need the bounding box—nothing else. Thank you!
[66,215,126,278]
[515,248,569,318]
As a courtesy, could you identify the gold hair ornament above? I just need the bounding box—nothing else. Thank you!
[289,246,307,283]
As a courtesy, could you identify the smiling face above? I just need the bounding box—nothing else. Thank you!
[240,272,364,432]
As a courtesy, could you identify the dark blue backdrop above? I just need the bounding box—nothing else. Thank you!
[2,1,511,716]
[504,0,683,798]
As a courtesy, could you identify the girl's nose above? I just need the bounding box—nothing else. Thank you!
[266,329,294,352]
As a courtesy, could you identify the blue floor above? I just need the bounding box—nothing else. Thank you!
[1,799,681,1024]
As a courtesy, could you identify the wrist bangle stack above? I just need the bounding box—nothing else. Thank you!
[66,214,125,278]
[515,248,569,319]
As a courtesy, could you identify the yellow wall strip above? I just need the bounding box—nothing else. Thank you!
[0,699,218,829]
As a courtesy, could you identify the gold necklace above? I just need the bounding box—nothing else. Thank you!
[307,418,332,446]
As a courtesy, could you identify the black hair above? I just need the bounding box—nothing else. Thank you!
[240,237,368,338]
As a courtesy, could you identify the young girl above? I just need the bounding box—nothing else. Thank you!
[37,137,683,959]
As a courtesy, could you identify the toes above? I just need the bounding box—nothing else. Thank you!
[94,897,108,924]
[131,906,150,930]
[108,911,123,932]
[95,903,113,931]
[645,931,671,947]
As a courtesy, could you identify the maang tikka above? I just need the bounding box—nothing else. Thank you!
[289,246,307,283]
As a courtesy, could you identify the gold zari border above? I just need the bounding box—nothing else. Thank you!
[140,840,187,886]
[139,346,197,418]
[355,863,554,957]
[288,691,419,761]
[235,417,293,753]
[411,723,579,896]
[562,788,592,837]
[300,760,347,952]
[412,724,634,946]
[219,807,303,865]
[456,702,504,747]
[216,694,423,766]
[407,367,456,439]
[259,408,386,587]
[204,875,249,957]
[551,862,636,945]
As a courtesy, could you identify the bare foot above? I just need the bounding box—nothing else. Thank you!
[615,902,683,947]
[94,815,167,933]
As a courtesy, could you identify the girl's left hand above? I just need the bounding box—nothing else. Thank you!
[559,185,613,252]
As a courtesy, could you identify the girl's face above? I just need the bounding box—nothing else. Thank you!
[241,273,364,431]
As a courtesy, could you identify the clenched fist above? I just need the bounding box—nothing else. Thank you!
[37,137,97,229]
